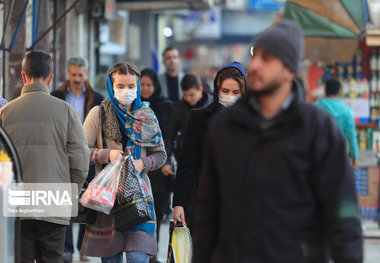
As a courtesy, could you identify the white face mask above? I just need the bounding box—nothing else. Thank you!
[114,89,137,106]
[219,94,239,107]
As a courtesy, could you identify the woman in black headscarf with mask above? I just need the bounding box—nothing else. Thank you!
[172,62,247,228]
[141,68,173,134]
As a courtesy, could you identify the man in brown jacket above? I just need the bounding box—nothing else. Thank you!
[0,51,90,263]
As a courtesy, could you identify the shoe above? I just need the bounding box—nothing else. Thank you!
[80,255,90,262]
[62,252,73,263]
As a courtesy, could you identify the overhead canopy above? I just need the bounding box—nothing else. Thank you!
[282,0,368,63]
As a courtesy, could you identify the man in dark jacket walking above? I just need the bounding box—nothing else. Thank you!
[192,20,363,263]
[52,56,103,263]
[158,47,184,102]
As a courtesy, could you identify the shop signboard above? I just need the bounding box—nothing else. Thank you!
[173,8,221,41]
[248,0,284,10]
[343,98,370,119]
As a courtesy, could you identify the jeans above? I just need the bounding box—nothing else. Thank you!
[101,252,149,263]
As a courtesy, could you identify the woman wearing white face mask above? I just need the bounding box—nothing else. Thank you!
[81,62,166,263]
[172,62,247,228]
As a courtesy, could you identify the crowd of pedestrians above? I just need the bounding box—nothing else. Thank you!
[0,20,363,263]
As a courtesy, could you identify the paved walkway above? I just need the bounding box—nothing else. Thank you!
[71,221,170,263]
[363,220,380,263]
[72,220,380,263]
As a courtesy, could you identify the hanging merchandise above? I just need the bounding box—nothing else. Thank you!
[362,79,369,98]
[368,48,380,124]
[337,63,346,81]
[342,80,350,98]
[356,50,363,80]
[347,63,355,81]
[370,51,377,71]
[359,129,367,150]
[371,72,377,93]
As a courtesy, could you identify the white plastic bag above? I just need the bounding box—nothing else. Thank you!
[80,155,122,214]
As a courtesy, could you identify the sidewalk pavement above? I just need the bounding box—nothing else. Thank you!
[363,220,380,263]
[71,221,170,263]
[71,220,380,263]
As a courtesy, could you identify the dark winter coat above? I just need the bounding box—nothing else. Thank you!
[164,91,211,163]
[172,62,247,226]
[51,80,104,118]
[141,68,173,194]
[192,83,363,263]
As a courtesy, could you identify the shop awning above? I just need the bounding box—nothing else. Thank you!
[282,0,369,63]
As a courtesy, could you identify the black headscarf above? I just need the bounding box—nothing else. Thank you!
[141,68,162,102]
[141,68,172,134]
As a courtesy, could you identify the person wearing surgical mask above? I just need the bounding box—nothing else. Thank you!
[81,62,167,263]
[172,62,247,228]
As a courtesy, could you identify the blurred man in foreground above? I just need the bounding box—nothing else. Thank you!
[192,20,363,263]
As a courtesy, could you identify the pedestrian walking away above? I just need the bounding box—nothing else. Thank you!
[0,50,90,263]
[315,77,359,169]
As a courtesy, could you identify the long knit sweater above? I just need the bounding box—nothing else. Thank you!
[80,103,166,258]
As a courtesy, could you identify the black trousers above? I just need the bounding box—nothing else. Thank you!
[153,192,171,242]
[20,219,66,263]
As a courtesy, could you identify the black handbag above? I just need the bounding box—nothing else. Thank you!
[111,153,152,232]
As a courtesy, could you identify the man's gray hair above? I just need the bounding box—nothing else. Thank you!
[67,56,88,71]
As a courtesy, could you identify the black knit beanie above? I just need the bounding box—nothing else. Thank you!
[253,19,304,73]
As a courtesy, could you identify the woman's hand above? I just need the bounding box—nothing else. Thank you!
[134,159,144,174]
[173,206,186,226]
[161,164,175,176]
[109,150,123,162]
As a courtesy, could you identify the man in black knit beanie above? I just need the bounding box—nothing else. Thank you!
[192,20,363,263]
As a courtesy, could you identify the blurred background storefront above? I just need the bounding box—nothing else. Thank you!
[2,0,380,262]
[0,0,288,100]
